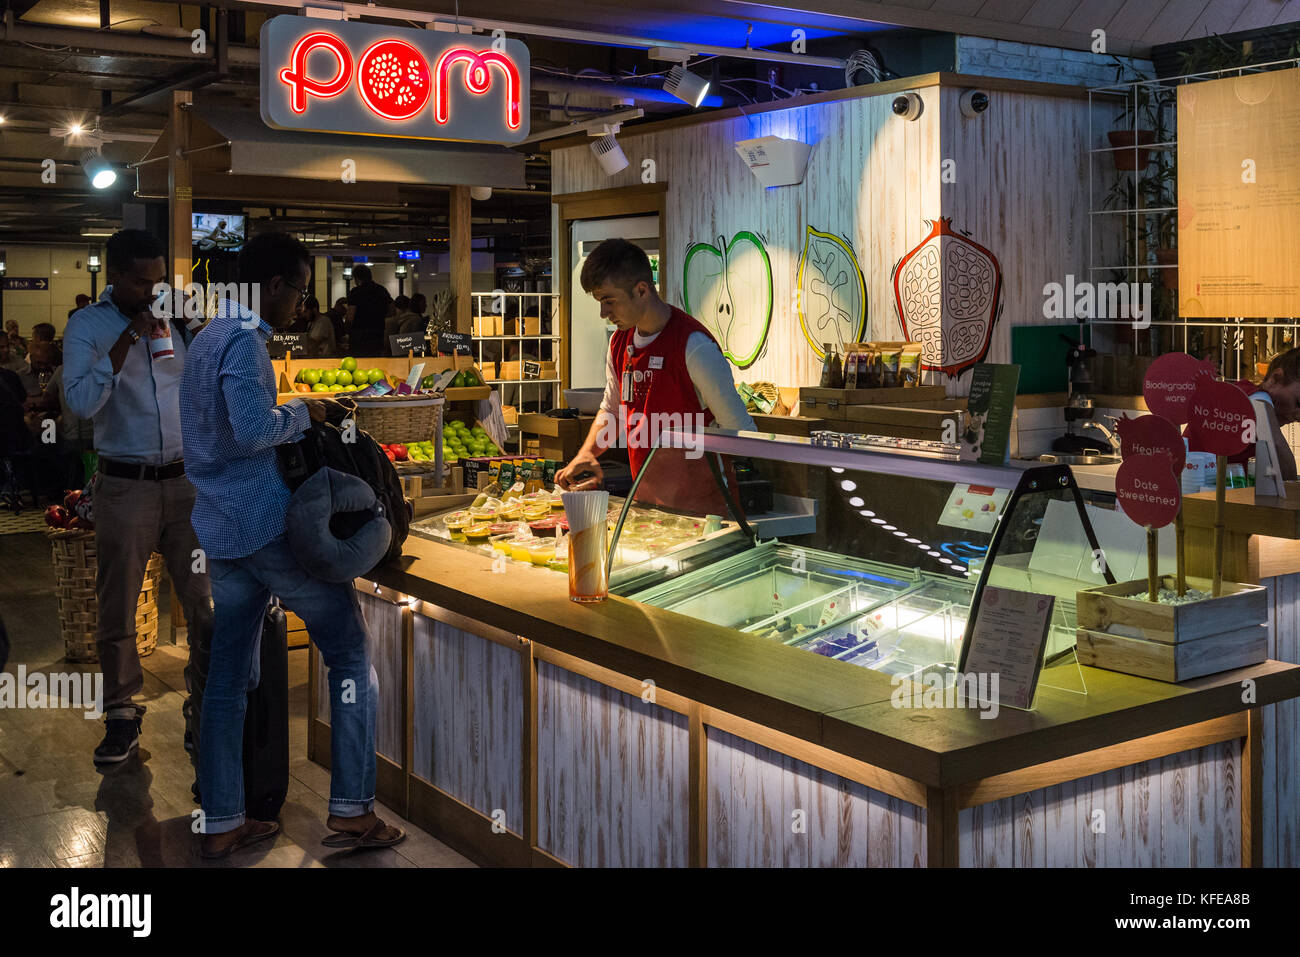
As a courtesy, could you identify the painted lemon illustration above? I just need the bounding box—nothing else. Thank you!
[682,231,773,369]
[796,226,867,360]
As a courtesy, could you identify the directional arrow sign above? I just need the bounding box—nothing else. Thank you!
[1,278,50,291]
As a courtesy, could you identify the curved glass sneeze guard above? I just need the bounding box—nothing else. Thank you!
[612,430,1112,682]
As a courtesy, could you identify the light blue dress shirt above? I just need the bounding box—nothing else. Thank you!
[180,298,311,560]
[62,286,186,465]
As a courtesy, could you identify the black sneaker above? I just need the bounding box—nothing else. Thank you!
[93,716,141,764]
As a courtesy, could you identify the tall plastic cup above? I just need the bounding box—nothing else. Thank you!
[562,490,610,603]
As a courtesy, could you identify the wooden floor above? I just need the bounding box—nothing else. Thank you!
[0,531,474,869]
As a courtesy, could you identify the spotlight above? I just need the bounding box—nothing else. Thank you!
[469,186,492,201]
[590,132,628,176]
[665,65,710,108]
[80,150,116,189]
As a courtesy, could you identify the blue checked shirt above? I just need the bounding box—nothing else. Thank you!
[180,299,311,559]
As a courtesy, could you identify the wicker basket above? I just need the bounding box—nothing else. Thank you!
[350,395,444,446]
[47,529,162,663]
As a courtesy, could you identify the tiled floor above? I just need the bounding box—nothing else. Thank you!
[0,531,474,869]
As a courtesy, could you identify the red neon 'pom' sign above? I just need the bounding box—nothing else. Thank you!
[434,49,523,130]
[358,39,432,121]
[279,32,353,114]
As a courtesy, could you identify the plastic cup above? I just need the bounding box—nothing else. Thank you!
[568,529,609,602]
[148,319,174,361]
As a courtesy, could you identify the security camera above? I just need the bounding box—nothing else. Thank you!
[960,89,990,118]
[892,93,923,121]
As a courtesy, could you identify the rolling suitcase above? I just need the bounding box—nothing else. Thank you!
[243,598,290,822]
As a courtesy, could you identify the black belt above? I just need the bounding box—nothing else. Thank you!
[100,458,186,481]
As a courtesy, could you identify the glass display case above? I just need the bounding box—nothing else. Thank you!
[609,430,1114,682]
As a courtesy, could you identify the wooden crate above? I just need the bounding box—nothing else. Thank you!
[474,315,502,337]
[517,412,592,461]
[503,315,542,336]
[1075,575,1268,682]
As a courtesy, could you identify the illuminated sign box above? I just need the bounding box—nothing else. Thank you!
[259,15,530,145]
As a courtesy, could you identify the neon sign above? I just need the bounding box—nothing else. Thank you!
[260,16,530,144]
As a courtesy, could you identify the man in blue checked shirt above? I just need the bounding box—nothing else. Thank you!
[63,229,214,774]
[181,232,404,859]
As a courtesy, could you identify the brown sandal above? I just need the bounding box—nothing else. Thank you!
[200,820,280,860]
[321,817,406,851]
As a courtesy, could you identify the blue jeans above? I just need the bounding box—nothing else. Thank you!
[200,534,377,834]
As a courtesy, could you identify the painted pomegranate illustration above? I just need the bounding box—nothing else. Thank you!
[891,217,1002,378]
[358,39,432,121]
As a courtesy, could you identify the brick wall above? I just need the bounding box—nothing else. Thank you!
[955,36,1151,89]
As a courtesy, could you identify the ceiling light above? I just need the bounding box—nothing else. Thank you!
[469,186,492,201]
[0,115,6,125]
[81,150,116,189]
[69,123,83,136]
[590,132,628,176]
[839,480,856,492]
[80,228,115,237]
[665,65,710,108]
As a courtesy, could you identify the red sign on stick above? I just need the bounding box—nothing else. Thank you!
[1143,353,1215,425]
[1116,454,1182,528]
[1184,378,1255,456]
[1117,413,1186,474]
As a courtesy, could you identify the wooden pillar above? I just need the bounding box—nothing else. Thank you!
[1241,707,1264,867]
[449,185,472,334]
[926,786,960,867]
[168,90,193,295]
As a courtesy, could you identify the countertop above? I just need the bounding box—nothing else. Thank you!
[373,533,1300,788]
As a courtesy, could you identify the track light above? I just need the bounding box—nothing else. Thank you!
[80,150,117,189]
[590,132,628,176]
[469,186,492,201]
[665,65,710,108]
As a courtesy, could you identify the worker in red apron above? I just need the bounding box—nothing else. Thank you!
[556,238,755,515]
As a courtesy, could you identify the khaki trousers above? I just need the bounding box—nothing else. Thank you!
[93,472,213,716]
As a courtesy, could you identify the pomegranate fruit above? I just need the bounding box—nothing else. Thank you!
[358,39,431,121]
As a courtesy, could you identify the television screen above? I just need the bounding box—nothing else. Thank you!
[397,249,421,261]
[192,213,246,252]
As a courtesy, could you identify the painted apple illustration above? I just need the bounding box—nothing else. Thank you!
[796,226,866,360]
[1143,352,1216,424]
[891,217,1002,378]
[1117,413,1186,474]
[358,40,432,121]
[1117,454,1182,529]
[1185,377,1256,456]
[682,231,772,369]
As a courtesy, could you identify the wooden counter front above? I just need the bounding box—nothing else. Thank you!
[306,533,1300,866]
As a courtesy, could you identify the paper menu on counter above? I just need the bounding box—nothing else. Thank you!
[937,483,1009,534]
[962,586,1055,711]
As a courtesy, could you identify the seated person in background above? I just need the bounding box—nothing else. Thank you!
[386,295,411,343]
[397,293,428,335]
[1237,347,1300,481]
[304,296,336,358]
[0,336,38,396]
[24,342,93,490]
[327,297,349,348]
[4,321,27,362]
[31,322,62,367]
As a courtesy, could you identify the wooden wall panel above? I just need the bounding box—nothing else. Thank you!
[1260,571,1300,867]
[357,593,403,764]
[535,662,688,867]
[705,726,925,867]
[411,615,435,783]
[552,82,1096,398]
[959,743,1240,866]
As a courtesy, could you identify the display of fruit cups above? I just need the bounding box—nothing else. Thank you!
[488,522,520,536]
[463,523,493,542]
[469,505,497,523]
[527,541,555,566]
[511,539,538,563]
[490,536,515,554]
[497,504,525,522]
[528,516,562,537]
[444,511,472,532]
[523,504,551,522]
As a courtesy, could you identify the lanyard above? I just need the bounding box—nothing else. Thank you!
[621,343,634,403]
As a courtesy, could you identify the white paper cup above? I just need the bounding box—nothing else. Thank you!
[148,319,174,361]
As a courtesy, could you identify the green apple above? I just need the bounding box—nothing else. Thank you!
[329,384,344,392]
[336,370,353,386]
[312,383,328,393]
[340,356,358,373]
[303,369,321,386]
[352,371,369,386]
[368,369,385,384]
[322,370,338,387]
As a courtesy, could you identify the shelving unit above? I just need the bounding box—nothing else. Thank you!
[471,291,562,454]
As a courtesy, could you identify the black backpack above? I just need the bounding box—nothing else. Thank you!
[276,400,410,569]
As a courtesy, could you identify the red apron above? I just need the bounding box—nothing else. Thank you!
[611,307,735,516]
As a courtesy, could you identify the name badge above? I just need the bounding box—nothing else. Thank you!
[649,355,664,370]
[621,369,632,403]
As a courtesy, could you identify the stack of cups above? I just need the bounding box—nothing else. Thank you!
[562,490,610,603]
[1182,451,1215,494]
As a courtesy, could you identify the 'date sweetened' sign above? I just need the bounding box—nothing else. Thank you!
[259,16,530,144]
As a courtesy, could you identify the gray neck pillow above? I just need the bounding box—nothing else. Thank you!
[285,467,392,583]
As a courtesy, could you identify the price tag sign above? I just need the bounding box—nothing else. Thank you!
[1116,454,1183,528]
[1117,413,1185,474]
[268,332,305,357]
[523,359,542,380]
[389,333,428,356]
[436,332,474,356]
[1143,352,1215,424]
[1185,378,1255,456]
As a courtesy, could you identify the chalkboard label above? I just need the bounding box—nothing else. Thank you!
[436,332,474,356]
[389,333,429,356]
[268,332,305,358]
[523,359,542,380]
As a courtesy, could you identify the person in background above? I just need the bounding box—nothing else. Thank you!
[62,228,214,769]
[397,293,428,335]
[30,322,61,368]
[386,294,412,343]
[345,264,391,357]
[304,295,336,358]
[0,336,34,394]
[24,340,93,490]
[181,231,404,859]
[5,320,26,361]
[69,293,92,319]
[327,297,349,352]
[1234,347,1300,481]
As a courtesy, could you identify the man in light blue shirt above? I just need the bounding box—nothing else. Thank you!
[182,231,403,858]
[62,229,214,771]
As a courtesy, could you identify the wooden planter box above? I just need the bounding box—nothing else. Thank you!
[1075,575,1268,682]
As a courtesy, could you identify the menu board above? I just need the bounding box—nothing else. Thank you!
[937,483,1009,534]
[1178,70,1300,317]
[959,363,1020,465]
[962,586,1055,711]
